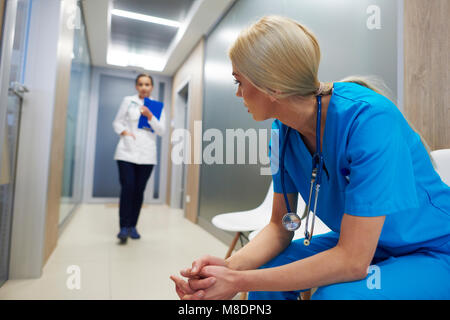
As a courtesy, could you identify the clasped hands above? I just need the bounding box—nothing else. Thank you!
[170,255,241,300]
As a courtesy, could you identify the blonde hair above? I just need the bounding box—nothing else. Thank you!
[228,15,434,165]
[229,15,321,98]
[228,15,390,99]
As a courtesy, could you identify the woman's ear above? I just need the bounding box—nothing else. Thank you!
[268,89,281,103]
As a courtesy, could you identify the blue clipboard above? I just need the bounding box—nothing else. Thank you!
[138,98,164,132]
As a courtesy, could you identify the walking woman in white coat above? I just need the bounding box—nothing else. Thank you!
[112,74,166,243]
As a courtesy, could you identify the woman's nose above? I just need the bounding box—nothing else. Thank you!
[236,87,242,97]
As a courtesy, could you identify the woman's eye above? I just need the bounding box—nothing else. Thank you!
[233,79,241,86]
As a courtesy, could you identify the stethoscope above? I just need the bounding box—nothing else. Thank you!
[280,95,324,246]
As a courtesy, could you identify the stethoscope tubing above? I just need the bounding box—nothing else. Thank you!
[280,95,324,245]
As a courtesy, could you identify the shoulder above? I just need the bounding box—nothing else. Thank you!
[332,82,401,128]
[120,95,132,104]
[333,82,396,110]
[123,94,141,102]
[121,95,142,109]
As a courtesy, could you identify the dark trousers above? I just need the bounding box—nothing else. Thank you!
[117,160,154,228]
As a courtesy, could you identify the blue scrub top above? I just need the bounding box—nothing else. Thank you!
[270,82,450,255]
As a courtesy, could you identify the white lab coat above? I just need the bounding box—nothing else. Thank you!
[113,94,166,165]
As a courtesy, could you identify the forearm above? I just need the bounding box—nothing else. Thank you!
[113,122,126,135]
[113,98,129,135]
[148,115,165,136]
[151,119,165,135]
[226,223,293,271]
[235,245,367,293]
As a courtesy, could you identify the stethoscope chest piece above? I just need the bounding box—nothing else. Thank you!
[282,212,301,231]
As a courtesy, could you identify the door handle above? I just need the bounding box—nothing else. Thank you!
[9,82,29,98]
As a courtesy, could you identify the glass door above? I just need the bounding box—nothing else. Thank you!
[0,0,31,287]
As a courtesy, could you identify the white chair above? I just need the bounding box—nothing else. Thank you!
[431,149,450,185]
[212,181,275,259]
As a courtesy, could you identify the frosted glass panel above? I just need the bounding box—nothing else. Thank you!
[0,0,31,287]
[59,2,92,225]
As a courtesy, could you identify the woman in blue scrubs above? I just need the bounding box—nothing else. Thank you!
[170,15,450,299]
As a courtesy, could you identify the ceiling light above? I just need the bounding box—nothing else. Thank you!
[107,49,165,72]
[111,9,180,28]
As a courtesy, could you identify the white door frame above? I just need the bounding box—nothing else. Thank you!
[170,76,191,208]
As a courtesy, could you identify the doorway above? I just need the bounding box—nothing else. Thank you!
[170,81,190,209]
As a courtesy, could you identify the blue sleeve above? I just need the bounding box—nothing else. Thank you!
[344,107,419,216]
[269,120,297,194]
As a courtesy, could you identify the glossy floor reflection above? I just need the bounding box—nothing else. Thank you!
[0,204,228,299]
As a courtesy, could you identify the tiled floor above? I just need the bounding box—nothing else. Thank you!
[0,204,228,299]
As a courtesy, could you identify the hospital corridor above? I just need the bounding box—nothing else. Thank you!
[0,0,448,308]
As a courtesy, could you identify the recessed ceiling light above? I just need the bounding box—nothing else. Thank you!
[111,9,180,28]
[107,49,166,72]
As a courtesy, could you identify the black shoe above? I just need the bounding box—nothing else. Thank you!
[117,227,129,243]
[129,227,141,239]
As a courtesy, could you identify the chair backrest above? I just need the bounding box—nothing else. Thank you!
[431,149,450,186]
[258,181,274,211]
[258,180,306,214]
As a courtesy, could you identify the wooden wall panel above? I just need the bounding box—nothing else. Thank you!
[43,0,75,264]
[0,0,5,42]
[166,39,204,223]
[404,0,450,150]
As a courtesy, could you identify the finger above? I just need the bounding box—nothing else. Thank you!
[181,290,205,300]
[191,255,226,274]
[180,268,191,277]
[170,276,186,299]
[170,275,195,294]
[191,257,209,274]
[180,268,200,279]
[175,285,185,299]
[180,268,191,278]
[199,265,216,278]
[188,277,216,291]
[191,262,199,274]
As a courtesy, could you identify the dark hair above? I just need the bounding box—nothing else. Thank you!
[135,73,153,86]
